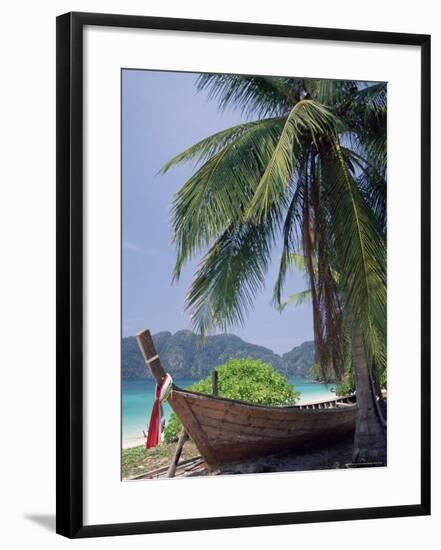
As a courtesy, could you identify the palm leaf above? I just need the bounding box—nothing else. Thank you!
[196,74,302,118]
[272,171,306,307]
[185,220,275,335]
[159,119,277,173]
[353,82,387,113]
[277,289,311,311]
[246,100,340,223]
[160,75,387,383]
[169,117,285,278]
[304,79,357,105]
[321,140,387,371]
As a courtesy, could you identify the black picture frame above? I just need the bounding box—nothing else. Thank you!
[56,11,431,539]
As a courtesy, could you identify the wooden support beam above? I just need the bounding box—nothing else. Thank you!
[212,370,218,396]
[167,429,189,478]
[167,371,220,478]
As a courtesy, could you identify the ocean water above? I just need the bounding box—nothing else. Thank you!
[122,378,337,448]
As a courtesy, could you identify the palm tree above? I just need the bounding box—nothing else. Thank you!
[160,75,387,462]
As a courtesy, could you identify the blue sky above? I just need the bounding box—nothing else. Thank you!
[122,69,313,354]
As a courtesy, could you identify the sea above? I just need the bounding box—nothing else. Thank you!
[122,378,337,448]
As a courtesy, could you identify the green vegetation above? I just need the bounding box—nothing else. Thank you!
[308,362,336,384]
[334,360,356,396]
[162,413,182,444]
[122,441,199,479]
[334,353,387,397]
[122,331,314,380]
[163,358,299,443]
[187,357,300,404]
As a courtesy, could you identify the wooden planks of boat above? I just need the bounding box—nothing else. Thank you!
[169,388,357,468]
[136,329,357,470]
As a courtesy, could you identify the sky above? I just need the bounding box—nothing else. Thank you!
[122,69,313,354]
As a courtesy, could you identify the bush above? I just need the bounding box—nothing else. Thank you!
[162,412,182,443]
[163,357,299,443]
[334,376,355,397]
[333,356,387,397]
[334,359,355,396]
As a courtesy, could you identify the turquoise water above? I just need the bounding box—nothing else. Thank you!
[122,378,195,447]
[122,378,337,447]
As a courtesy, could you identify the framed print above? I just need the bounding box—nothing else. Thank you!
[56,11,431,538]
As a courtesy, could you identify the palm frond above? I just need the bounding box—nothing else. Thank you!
[272,173,306,307]
[353,82,387,113]
[286,252,310,272]
[246,100,340,223]
[340,146,386,235]
[159,119,278,173]
[170,118,285,278]
[196,74,302,118]
[343,82,387,175]
[322,140,387,372]
[185,220,275,335]
[304,79,357,105]
[277,289,311,311]
[160,75,387,381]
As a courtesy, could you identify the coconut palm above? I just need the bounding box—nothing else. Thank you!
[160,75,387,462]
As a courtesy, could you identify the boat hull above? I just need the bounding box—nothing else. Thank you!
[168,389,357,469]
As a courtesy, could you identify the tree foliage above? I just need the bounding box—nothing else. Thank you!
[160,75,387,390]
[163,358,299,442]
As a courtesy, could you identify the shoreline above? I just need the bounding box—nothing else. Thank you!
[123,436,146,449]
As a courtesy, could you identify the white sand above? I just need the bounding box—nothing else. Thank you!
[122,436,146,449]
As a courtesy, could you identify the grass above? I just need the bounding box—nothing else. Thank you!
[122,441,200,480]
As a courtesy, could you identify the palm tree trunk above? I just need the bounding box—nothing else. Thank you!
[352,327,386,463]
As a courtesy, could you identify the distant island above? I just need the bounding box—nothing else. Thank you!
[122,330,315,380]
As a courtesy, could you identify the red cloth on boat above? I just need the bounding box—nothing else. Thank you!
[146,376,165,449]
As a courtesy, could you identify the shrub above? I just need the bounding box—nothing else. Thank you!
[162,412,182,443]
[163,357,299,443]
[334,358,355,396]
[333,357,387,397]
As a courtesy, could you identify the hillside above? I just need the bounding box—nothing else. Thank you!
[282,341,316,378]
[122,330,315,380]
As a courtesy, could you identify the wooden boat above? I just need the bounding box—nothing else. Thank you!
[136,330,357,470]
